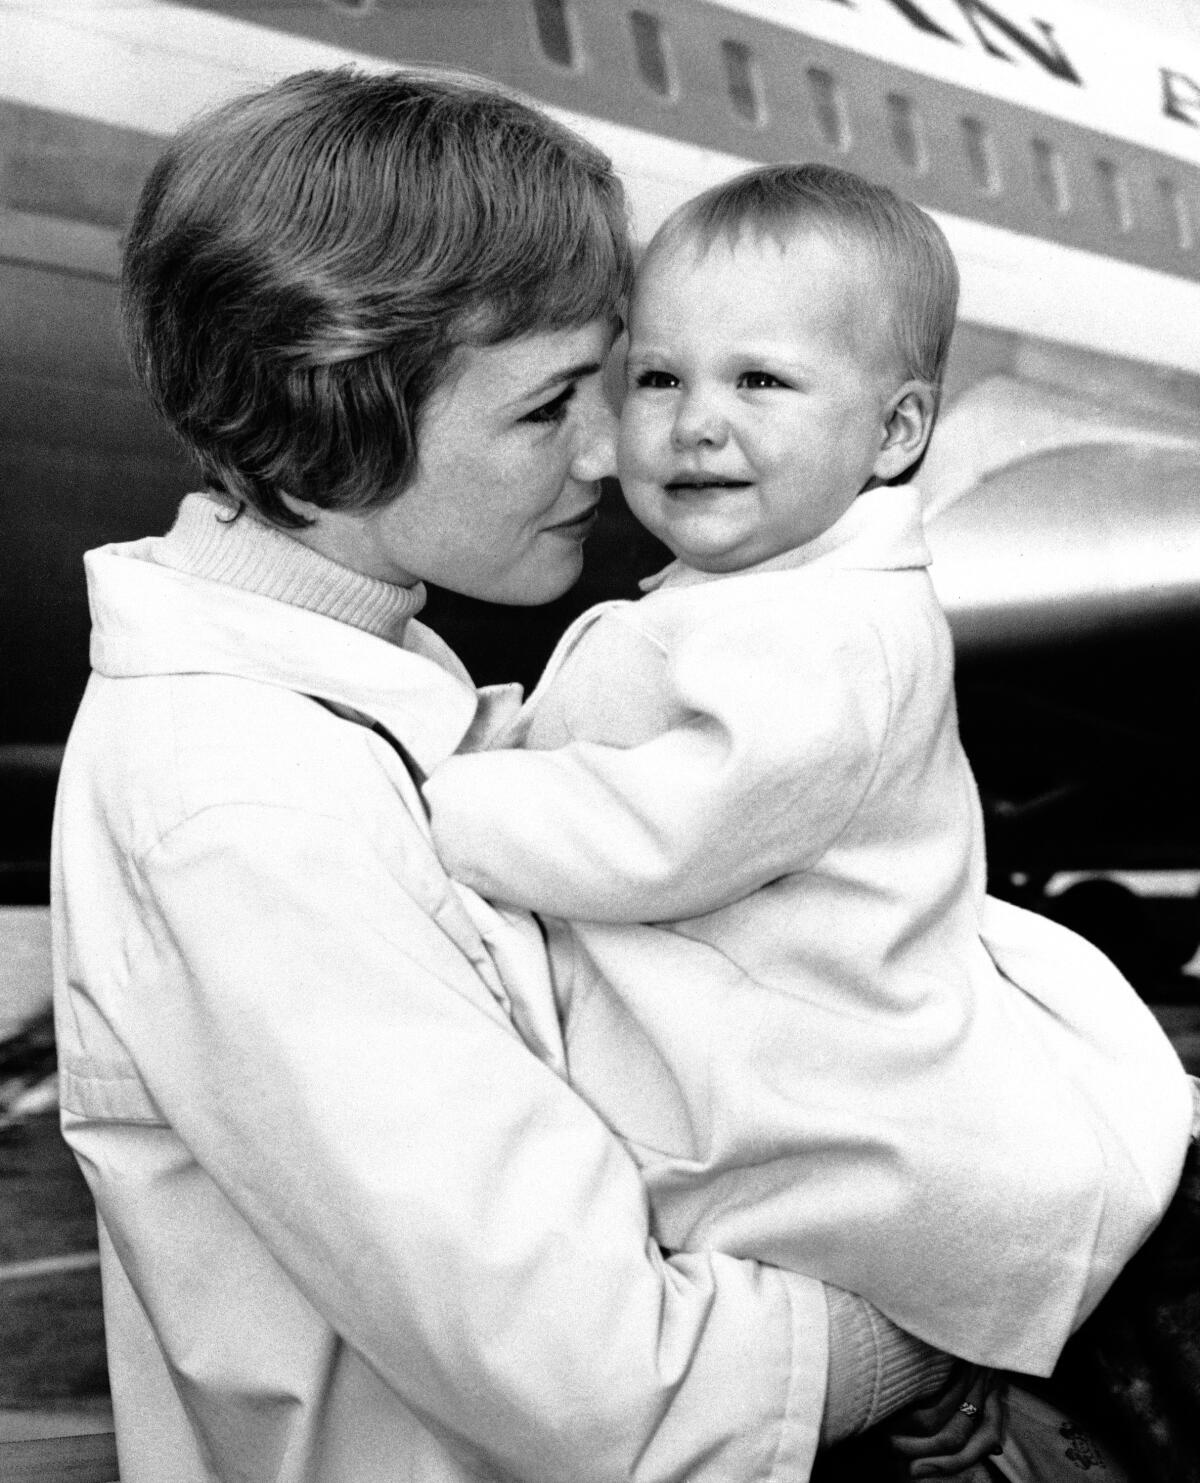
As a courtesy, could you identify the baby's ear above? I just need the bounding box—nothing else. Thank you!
[874,381,936,483]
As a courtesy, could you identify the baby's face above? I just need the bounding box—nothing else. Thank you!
[619,228,902,572]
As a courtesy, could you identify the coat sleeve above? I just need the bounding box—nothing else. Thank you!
[425,606,893,922]
[124,800,830,1483]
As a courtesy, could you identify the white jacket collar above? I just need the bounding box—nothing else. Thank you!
[85,543,480,771]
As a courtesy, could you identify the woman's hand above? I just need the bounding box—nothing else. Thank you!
[887,1363,1005,1479]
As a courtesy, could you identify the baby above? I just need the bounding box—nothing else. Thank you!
[425,164,1192,1376]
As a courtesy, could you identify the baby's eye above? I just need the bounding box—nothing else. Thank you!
[739,370,787,390]
[633,369,678,390]
[523,384,576,425]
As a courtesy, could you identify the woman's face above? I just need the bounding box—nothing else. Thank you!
[299,319,620,605]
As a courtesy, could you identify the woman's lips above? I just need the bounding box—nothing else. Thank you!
[546,503,600,536]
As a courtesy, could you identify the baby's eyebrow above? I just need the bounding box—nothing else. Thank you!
[625,358,672,379]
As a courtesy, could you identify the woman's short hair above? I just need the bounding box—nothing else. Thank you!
[646,162,959,397]
[122,69,634,527]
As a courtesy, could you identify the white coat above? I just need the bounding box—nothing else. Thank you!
[51,534,831,1483]
[426,487,1194,1376]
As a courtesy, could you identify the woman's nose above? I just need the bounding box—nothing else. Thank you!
[672,391,727,450]
[571,397,618,482]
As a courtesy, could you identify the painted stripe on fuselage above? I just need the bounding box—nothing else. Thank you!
[12,2,1200,277]
[4,0,1200,373]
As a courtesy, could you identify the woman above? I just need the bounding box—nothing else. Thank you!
[52,69,998,1481]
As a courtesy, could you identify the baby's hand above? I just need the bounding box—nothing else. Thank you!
[887,1363,1005,1479]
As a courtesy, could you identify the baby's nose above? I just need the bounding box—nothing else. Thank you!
[671,392,727,449]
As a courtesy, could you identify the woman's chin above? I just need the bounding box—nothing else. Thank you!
[505,570,583,606]
[463,553,585,608]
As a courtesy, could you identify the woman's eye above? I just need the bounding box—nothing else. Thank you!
[740,371,785,390]
[524,385,575,425]
[633,369,677,390]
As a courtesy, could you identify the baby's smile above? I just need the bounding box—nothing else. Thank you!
[663,474,753,494]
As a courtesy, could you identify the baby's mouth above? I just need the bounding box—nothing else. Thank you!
[663,477,751,494]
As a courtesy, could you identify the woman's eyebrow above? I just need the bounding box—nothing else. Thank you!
[520,358,605,402]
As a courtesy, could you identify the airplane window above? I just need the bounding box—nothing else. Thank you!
[1157,176,1194,250]
[721,39,764,125]
[960,116,1001,194]
[1031,138,1070,213]
[807,68,850,151]
[1095,157,1133,233]
[886,93,927,172]
[629,10,675,98]
[531,0,576,68]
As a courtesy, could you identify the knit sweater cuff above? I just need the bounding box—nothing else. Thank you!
[821,1285,956,1446]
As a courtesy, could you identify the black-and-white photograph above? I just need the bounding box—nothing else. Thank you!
[2,2,1199,1480]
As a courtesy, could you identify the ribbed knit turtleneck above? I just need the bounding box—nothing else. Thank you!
[155,492,426,644]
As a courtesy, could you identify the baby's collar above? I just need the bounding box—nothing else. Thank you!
[638,485,928,594]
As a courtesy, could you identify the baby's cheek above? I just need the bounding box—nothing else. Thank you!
[616,427,648,484]
[617,405,665,475]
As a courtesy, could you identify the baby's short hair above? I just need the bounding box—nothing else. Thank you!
[648,163,958,396]
[122,69,633,527]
